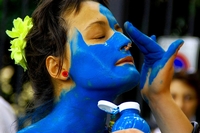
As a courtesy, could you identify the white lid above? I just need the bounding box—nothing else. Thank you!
[118,102,140,112]
[98,100,118,114]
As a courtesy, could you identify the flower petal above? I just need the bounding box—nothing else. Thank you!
[6,16,32,71]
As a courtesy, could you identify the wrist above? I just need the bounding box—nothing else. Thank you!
[147,91,193,133]
[141,88,172,107]
[147,92,172,110]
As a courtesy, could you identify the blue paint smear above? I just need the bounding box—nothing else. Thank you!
[99,4,117,30]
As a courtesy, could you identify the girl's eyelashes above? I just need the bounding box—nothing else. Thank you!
[91,32,106,39]
[95,36,105,39]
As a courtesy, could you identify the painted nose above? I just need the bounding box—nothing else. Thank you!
[115,32,132,51]
[106,32,132,51]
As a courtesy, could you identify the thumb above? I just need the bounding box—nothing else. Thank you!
[164,39,184,67]
[148,39,183,85]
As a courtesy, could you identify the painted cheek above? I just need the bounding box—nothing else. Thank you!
[68,29,139,90]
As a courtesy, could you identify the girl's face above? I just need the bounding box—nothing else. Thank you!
[170,79,198,120]
[64,1,140,93]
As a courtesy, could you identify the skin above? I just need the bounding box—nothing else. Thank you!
[18,1,194,133]
[170,79,198,120]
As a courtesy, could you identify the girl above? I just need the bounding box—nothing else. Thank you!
[6,0,194,132]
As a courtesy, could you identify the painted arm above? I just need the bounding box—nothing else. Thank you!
[123,21,193,133]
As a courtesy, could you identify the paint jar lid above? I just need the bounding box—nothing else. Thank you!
[98,100,118,114]
[118,102,140,112]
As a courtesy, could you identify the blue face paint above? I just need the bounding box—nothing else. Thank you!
[18,3,140,133]
[69,4,140,94]
[69,30,140,93]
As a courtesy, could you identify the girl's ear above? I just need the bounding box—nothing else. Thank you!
[46,56,68,80]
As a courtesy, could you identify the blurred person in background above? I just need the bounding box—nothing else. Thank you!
[171,70,200,122]
[151,69,200,133]
[0,66,17,133]
[0,96,17,133]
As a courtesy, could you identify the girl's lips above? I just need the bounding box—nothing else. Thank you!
[115,56,134,66]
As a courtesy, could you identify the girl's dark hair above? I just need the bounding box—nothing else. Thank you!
[173,70,200,123]
[18,0,108,130]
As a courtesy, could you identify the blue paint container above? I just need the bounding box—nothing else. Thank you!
[112,102,150,133]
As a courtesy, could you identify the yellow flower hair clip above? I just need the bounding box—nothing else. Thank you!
[6,16,33,71]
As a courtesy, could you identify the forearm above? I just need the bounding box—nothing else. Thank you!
[148,92,193,133]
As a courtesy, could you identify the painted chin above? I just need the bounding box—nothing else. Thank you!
[115,56,134,66]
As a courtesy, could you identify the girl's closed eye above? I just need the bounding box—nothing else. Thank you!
[87,26,106,40]
[93,33,105,40]
[83,24,109,44]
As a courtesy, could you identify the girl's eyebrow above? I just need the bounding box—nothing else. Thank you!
[84,20,106,31]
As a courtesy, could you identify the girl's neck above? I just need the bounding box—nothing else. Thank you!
[19,85,126,133]
[50,86,118,132]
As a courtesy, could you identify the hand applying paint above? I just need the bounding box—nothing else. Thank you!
[124,21,183,101]
[124,22,193,133]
